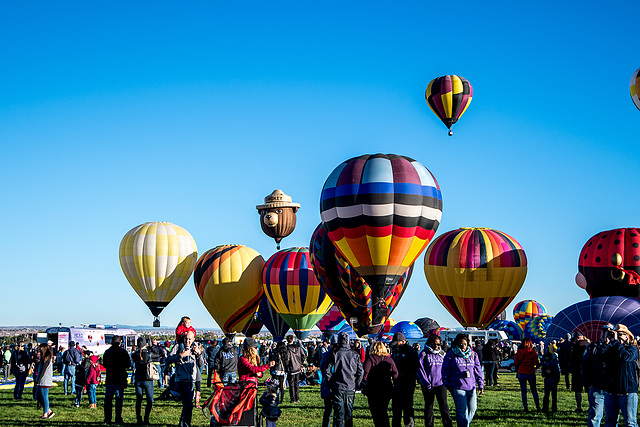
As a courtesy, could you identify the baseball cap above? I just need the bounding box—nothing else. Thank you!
[391,332,406,346]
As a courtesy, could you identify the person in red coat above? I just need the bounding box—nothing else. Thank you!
[238,338,274,385]
[514,338,540,411]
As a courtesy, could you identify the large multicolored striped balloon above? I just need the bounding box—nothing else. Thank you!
[631,68,640,111]
[487,319,524,341]
[425,75,473,135]
[262,247,333,339]
[119,222,198,325]
[317,305,346,333]
[310,223,412,336]
[194,245,265,334]
[320,154,442,326]
[424,228,527,328]
[546,296,640,344]
[513,300,547,330]
[257,293,289,342]
[524,315,553,343]
[578,228,640,299]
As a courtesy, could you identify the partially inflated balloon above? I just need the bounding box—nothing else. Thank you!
[194,245,265,334]
[425,75,473,135]
[424,228,527,328]
[119,222,198,326]
[390,321,423,339]
[317,305,346,333]
[320,154,442,326]
[631,68,640,111]
[513,300,547,330]
[262,248,333,339]
[524,315,553,343]
[487,319,523,341]
[257,293,289,342]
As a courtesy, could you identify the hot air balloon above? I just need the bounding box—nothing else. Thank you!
[242,308,264,337]
[547,296,640,344]
[414,317,441,337]
[424,228,527,328]
[578,228,640,299]
[390,321,423,339]
[320,154,442,327]
[631,68,640,111]
[256,190,300,250]
[425,75,473,135]
[194,245,265,334]
[487,319,524,341]
[257,293,290,342]
[119,222,198,327]
[524,315,553,343]
[262,247,333,339]
[513,300,547,330]
[317,305,347,334]
[310,223,411,335]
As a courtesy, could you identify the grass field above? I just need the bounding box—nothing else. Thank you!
[0,372,592,426]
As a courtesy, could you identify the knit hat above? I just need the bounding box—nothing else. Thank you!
[243,337,259,351]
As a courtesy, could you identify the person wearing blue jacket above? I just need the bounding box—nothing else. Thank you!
[603,324,639,427]
[540,352,560,413]
[418,334,453,427]
[442,334,484,427]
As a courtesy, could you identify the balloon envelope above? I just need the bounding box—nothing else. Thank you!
[513,300,547,330]
[320,154,442,304]
[257,293,289,342]
[119,222,198,322]
[546,296,640,344]
[390,321,423,339]
[631,68,640,111]
[425,228,527,328]
[524,315,553,343]
[262,247,333,339]
[194,245,265,334]
[425,75,473,133]
[414,317,441,337]
[487,319,523,341]
[317,305,346,333]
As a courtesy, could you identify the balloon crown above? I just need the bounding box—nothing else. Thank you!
[256,189,300,210]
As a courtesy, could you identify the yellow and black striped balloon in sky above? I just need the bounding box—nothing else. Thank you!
[119,222,198,322]
[425,75,473,136]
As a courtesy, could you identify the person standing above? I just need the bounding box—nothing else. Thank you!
[363,341,398,427]
[540,352,560,413]
[213,337,238,386]
[62,340,82,396]
[74,353,88,408]
[166,330,205,427]
[131,337,158,426]
[205,339,219,388]
[558,334,572,390]
[270,342,288,400]
[149,338,167,389]
[583,324,612,426]
[569,332,589,413]
[418,334,453,427]
[285,334,306,403]
[442,334,484,427]
[36,343,55,419]
[237,337,275,385]
[10,341,30,400]
[603,324,639,427]
[514,338,540,411]
[323,332,363,427]
[3,345,11,379]
[390,332,419,427]
[482,340,500,388]
[319,335,339,427]
[103,335,131,424]
[86,355,101,409]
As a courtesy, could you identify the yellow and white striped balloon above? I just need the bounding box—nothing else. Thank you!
[119,222,198,320]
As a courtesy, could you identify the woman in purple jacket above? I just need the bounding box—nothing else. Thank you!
[442,334,484,427]
[418,334,453,427]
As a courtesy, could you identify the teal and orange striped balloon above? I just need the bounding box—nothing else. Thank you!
[425,75,473,135]
[424,227,527,328]
[262,247,333,339]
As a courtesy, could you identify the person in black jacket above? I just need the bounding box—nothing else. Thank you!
[103,336,131,424]
[558,334,572,390]
[131,337,161,426]
[390,332,419,427]
[204,339,219,388]
[603,324,639,427]
[582,324,612,426]
[285,334,306,403]
[482,340,500,387]
[569,332,589,413]
[213,337,238,385]
[323,332,363,427]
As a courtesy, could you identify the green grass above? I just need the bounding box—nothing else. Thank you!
[0,372,591,426]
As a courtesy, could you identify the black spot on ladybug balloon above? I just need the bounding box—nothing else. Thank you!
[577,228,640,298]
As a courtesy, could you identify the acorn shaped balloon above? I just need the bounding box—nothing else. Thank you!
[257,190,300,250]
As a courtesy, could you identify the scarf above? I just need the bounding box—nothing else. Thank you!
[452,346,473,359]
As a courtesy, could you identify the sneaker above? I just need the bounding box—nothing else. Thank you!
[74,403,80,408]
[46,412,55,419]
[575,408,583,413]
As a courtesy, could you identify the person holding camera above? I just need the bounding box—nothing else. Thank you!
[583,324,613,426]
[603,324,639,427]
[166,330,205,427]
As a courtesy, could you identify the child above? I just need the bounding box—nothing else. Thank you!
[540,352,560,412]
[259,378,282,427]
[85,355,101,409]
[74,355,87,408]
[175,316,197,350]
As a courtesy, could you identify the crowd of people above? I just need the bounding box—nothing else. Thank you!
[3,319,640,426]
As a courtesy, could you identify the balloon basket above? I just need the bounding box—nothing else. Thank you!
[153,317,160,328]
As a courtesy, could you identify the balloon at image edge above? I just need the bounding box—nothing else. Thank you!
[424,227,527,328]
[194,245,265,334]
[119,222,198,327]
[262,247,333,339]
[631,67,640,111]
[425,74,473,136]
[320,153,443,328]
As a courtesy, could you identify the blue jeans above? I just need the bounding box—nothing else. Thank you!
[13,371,27,399]
[63,365,76,394]
[88,384,97,405]
[450,388,477,427]
[604,392,638,427]
[332,390,355,427]
[588,387,605,427]
[517,373,540,409]
[39,386,50,414]
[135,380,154,421]
[104,384,125,422]
[156,362,165,388]
[176,382,194,427]
[75,384,84,405]
[221,371,237,385]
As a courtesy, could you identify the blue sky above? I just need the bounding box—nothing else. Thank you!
[1,2,639,330]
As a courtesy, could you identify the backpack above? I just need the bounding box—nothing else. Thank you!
[64,350,73,365]
[147,362,160,381]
